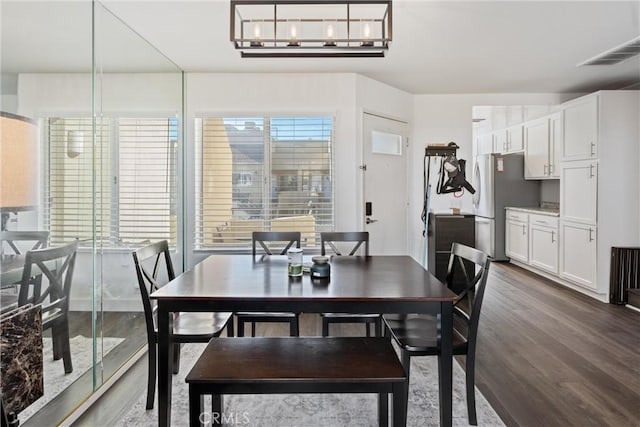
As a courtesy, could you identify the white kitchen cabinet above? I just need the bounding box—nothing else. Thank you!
[548,112,563,178]
[524,112,563,179]
[497,125,524,154]
[560,160,597,225]
[494,129,508,154]
[562,95,597,161]
[505,210,528,263]
[529,214,558,274]
[506,125,524,152]
[524,117,549,179]
[560,221,597,290]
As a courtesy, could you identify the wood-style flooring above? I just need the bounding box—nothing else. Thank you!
[72,262,640,426]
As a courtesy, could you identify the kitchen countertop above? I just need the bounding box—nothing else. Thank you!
[505,206,560,217]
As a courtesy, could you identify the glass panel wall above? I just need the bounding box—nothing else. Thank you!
[0,1,184,425]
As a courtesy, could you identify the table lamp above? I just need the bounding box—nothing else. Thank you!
[0,112,39,230]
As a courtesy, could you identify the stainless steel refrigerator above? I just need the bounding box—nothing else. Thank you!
[472,153,540,261]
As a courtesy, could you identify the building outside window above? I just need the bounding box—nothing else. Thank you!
[194,116,334,250]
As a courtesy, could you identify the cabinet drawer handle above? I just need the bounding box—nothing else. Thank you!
[589,164,595,178]
[522,224,526,235]
[549,163,553,175]
[588,228,594,242]
[590,142,596,156]
[535,220,548,225]
[544,164,548,175]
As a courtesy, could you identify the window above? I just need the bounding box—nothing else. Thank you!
[195,116,334,250]
[46,116,178,246]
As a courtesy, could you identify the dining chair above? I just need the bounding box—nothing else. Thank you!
[1,231,50,302]
[235,231,301,337]
[320,231,382,337]
[18,239,78,374]
[0,230,49,255]
[132,240,234,410]
[382,242,492,425]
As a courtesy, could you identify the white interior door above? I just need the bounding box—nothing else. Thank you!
[363,113,408,255]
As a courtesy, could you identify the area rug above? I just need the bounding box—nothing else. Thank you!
[118,342,505,427]
[18,335,124,423]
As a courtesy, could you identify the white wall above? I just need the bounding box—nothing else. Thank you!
[409,93,569,263]
[185,73,363,267]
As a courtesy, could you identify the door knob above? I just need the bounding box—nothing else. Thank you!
[366,218,378,224]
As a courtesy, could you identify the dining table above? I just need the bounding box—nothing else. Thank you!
[151,254,458,427]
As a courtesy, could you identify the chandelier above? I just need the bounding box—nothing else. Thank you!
[230,0,392,58]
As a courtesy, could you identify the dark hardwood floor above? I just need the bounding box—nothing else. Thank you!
[73,262,640,426]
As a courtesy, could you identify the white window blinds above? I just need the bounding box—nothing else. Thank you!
[195,116,334,250]
[46,116,177,246]
[47,117,111,245]
[118,118,177,244]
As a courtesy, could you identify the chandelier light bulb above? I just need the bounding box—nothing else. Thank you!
[288,21,300,46]
[250,22,264,47]
[361,21,374,46]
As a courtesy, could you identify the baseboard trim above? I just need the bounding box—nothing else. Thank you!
[58,346,148,426]
[509,260,608,303]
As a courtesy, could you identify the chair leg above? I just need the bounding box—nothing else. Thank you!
[237,318,245,337]
[366,322,371,337]
[290,317,299,337]
[393,381,408,427]
[59,320,73,374]
[466,353,478,425]
[146,342,157,410]
[172,343,181,375]
[322,317,329,337]
[226,318,234,337]
[251,321,256,337]
[51,324,62,360]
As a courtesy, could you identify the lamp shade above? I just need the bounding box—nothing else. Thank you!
[0,112,39,210]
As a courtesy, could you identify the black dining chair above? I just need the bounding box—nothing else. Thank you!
[383,242,492,425]
[18,240,78,374]
[132,240,234,410]
[320,231,382,337]
[235,231,301,337]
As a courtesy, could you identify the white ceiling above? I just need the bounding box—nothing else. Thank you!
[2,0,639,94]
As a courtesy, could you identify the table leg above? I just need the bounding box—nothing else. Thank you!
[439,301,453,427]
[158,304,174,427]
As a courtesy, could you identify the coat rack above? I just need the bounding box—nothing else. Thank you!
[421,142,459,266]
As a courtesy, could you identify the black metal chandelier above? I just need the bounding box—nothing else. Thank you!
[230,0,392,58]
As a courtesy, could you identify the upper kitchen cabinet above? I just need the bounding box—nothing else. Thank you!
[562,95,598,161]
[496,125,524,154]
[524,112,562,179]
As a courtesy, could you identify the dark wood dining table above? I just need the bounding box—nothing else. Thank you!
[151,254,458,427]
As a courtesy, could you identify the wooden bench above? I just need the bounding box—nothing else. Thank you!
[185,337,408,427]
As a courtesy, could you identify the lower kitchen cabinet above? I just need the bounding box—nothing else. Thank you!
[505,212,529,263]
[560,221,597,290]
[529,223,558,274]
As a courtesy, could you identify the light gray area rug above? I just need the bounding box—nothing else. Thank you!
[19,336,123,423]
[119,342,505,426]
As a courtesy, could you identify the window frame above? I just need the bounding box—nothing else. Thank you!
[193,113,335,253]
[41,111,181,249]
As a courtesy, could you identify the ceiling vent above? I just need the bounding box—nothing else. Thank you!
[578,36,640,66]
